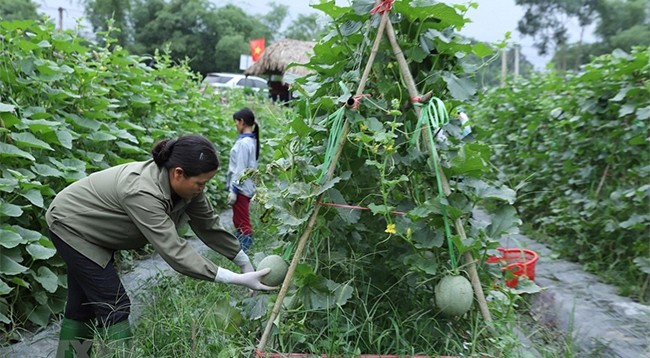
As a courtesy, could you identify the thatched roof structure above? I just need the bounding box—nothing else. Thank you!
[244,39,315,82]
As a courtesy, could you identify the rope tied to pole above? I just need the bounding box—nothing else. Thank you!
[351,93,371,110]
[370,0,395,15]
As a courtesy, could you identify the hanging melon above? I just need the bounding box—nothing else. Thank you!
[257,255,289,286]
[434,275,474,316]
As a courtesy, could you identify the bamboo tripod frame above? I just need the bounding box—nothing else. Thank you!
[257,3,492,354]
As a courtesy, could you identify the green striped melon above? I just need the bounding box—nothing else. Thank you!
[434,275,473,316]
[257,255,288,286]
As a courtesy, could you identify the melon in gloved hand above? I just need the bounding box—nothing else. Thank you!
[257,255,289,286]
[434,275,474,316]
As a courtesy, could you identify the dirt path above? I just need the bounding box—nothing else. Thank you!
[500,232,650,357]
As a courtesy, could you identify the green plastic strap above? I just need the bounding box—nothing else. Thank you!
[318,106,347,183]
[414,99,457,270]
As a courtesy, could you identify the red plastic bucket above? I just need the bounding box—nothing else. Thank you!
[486,247,539,288]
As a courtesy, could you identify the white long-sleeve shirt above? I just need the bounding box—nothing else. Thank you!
[226,134,257,198]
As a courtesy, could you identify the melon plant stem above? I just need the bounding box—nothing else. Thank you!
[383,19,494,330]
[256,2,390,353]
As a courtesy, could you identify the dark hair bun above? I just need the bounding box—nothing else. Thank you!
[152,139,177,166]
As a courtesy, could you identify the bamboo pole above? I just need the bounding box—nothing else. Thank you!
[256,5,390,352]
[383,20,494,328]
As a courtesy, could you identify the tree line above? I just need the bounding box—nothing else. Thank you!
[1,0,648,84]
[0,0,325,75]
[516,0,650,71]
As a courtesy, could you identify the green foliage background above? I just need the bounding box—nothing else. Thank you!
[0,18,272,339]
[473,47,650,301]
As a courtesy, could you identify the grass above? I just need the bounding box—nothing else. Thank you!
[112,208,579,358]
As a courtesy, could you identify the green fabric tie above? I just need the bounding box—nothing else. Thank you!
[318,106,347,183]
[412,98,458,271]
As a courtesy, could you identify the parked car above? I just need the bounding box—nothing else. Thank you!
[202,72,268,93]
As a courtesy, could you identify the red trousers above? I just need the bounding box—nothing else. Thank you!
[232,193,253,235]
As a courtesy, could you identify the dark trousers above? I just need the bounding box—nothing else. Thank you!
[49,230,130,327]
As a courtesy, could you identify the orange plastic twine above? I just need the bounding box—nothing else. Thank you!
[370,0,395,15]
[351,93,372,110]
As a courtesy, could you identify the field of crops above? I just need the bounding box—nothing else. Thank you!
[0,1,647,356]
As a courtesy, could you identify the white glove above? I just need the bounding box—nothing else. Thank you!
[227,191,237,206]
[232,250,254,273]
[215,267,277,291]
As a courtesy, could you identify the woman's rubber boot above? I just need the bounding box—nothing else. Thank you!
[97,320,132,358]
[56,318,94,358]
[237,233,254,253]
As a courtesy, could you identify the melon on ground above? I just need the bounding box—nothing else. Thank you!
[434,275,474,316]
[257,255,288,286]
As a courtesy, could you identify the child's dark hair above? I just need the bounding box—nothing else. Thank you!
[233,107,260,160]
[151,135,219,176]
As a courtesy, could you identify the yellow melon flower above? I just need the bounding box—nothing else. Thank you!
[385,223,396,234]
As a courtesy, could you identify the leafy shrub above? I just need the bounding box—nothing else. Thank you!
[0,18,250,341]
[473,47,650,301]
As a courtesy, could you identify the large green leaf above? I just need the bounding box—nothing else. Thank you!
[486,206,521,239]
[633,257,650,275]
[0,201,23,218]
[241,294,268,321]
[20,189,44,208]
[88,131,118,142]
[0,279,13,295]
[442,72,476,101]
[290,116,312,137]
[449,144,490,177]
[26,243,57,260]
[32,267,59,293]
[459,178,517,204]
[27,304,51,327]
[24,119,61,133]
[0,312,10,324]
[10,132,54,151]
[23,106,51,120]
[636,105,650,120]
[0,102,16,113]
[116,141,146,154]
[0,252,28,275]
[0,178,19,193]
[311,1,349,19]
[472,42,493,58]
[13,225,46,243]
[325,280,353,307]
[0,142,35,161]
[396,1,466,28]
[0,227,24,248]
[56,130,74,149]
[31,163,64,178]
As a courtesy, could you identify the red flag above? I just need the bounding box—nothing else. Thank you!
[250,38,265,62]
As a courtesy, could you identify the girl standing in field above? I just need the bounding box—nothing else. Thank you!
[227,107,259,253]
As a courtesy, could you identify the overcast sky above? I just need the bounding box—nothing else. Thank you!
[39,0,596,70]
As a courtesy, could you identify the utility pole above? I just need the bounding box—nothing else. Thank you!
[500,47,507,86]
[514,45,520,79]
[58,7,64,31]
